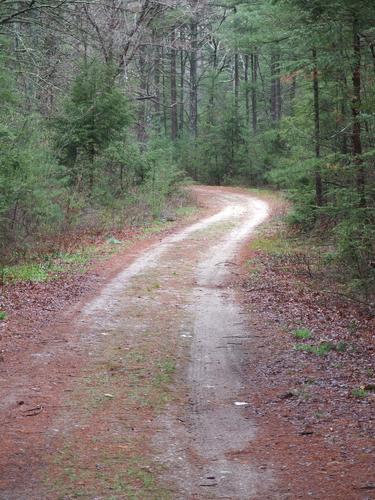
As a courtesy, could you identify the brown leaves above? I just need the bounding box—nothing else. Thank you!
[236,221,374,498]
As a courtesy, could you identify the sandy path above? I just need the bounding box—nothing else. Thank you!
[0,186,271,499]
[154,188,272,499]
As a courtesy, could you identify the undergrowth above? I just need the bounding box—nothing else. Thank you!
[0,190,197,285]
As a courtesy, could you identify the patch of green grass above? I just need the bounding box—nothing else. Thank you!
[106,236,122,245]
[175,206,197,217]
[294,341,335,356]
[352,388,368,398]
[154,359,176,386]
[0,311,6,321]
[142,220,171,235]
[251,236,291,255]
[58,252,91,265]
[161,359,176,374]
[127,466,155,489]
[293,328,312,340]
[335,341,348,353]
[45,326,177,498]
[2,263,49,283]
[1,249,95,284]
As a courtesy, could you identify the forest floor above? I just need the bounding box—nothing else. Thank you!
[0,186,373,499]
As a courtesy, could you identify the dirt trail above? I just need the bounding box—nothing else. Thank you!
[154,190,271,498]
[0,186,272,499]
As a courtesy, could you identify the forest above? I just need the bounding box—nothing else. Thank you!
[0,0,374,294]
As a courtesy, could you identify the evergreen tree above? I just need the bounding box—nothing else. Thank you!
[54,59,132,194]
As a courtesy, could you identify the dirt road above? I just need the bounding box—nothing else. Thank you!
[0,187,272,499]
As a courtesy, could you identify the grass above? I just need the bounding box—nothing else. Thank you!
[294,338,348,356]
[45,344,176,498]
[335,341,348,353]
[0,224,155,285]
[250,236,293,255]
[175,206,197,217]
[352,388,369,398]
[292,328,312,340]
[0,249,94,284]
[154,359,176,386]
[0,311,6,320]
[142,219,173,235]
[1,263,49,283]
[294,341,336,356]
[57,252,91,266]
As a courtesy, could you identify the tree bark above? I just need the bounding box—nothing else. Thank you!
[137,46,147,144]
[161,46,167,136]
[276,54,282,121]
[179,31,186,134]
[154,55,161,129]
[312,47,323,207]
[153,33,161,130]
[351,16,365,207]
[270,51,281,122]
[270,52,277,122]
[234,52,239,118]
[170,30,178,140]
[244,54,249,127]
[251,52,258,132]
[189,18,198,137]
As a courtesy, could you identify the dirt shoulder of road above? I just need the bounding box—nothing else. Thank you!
[234,193,375,499]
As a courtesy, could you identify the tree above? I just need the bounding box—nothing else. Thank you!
[54,59,132,193]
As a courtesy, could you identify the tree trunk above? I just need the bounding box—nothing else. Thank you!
[270,51,281,122]
[153,34,161,131]
[189,18,198,137]
[137,46,147,144]
[270,53,277,122]
[312,47,323,207]
[251,52,258,132]
[352,16,365,207]
[290,75,296,102]
[170,30,178,140]
[244,54,249,127]
[276,54,282,121]
[179,32,185,134]
[161,46,167,136]
[234,52,239,118]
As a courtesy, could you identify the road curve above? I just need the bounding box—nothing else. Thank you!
[0,186,271,499]
[153,187,272,499]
